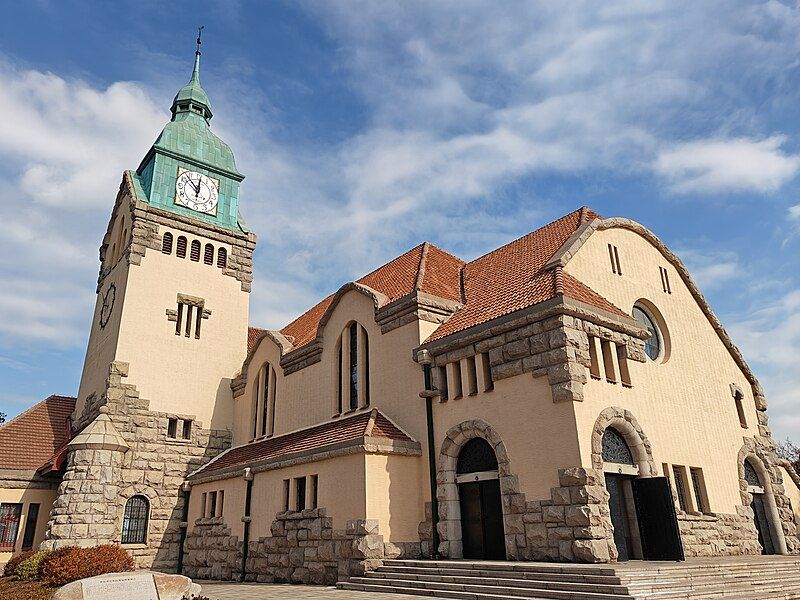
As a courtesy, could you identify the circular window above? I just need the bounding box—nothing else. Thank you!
[632,304,662,361]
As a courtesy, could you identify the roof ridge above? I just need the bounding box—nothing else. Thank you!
[0,394,75,433]
[414,242,430,292]
[356,242,426,285]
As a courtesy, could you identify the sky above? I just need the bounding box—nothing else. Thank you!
[0,1,798,441]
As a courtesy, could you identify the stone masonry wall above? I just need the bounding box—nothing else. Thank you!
[183,509,393,585]
[678,510,760,557]
[44,361,230,571]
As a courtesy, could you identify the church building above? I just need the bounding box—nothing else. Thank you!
[1,47,799,585]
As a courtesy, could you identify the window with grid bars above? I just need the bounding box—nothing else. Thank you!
[217,247,227,268]
[204,243,214,265]
[162,232,173,254]
[176,236,187,258]
[190,240,201,262]
[121,495,149,544]
[0,503,22,550]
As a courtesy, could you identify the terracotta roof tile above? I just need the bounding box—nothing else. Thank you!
[247,327,266,354]
[191,409,413,478]
[0,395,75,470]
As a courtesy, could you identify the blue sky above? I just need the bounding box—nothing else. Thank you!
[0,1,798,441]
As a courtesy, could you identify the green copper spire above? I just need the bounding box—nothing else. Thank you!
[171,27,212,120]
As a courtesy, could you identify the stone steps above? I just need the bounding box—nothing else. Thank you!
[335,558,800,600]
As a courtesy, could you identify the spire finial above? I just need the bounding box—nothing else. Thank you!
[196,26,204,55]
[192,26,204,82]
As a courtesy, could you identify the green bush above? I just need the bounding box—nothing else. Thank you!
[2,551,35,577]
[15,550,49,581]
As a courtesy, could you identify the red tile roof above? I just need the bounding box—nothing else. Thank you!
[0,395,75,471]
[251,206,628,353]
[427,207,626,341]
[191,409,413,478]
[248,327,266,354]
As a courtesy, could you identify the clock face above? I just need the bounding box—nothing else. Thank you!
[100,284,116,329]
[175,170,219,215]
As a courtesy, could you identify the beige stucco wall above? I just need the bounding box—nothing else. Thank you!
[566,226,759,514]
[432,372,582,501]
[779,466,800,527]
[0,486,57,563]
[189,453,367,540]
[365,454,425,542]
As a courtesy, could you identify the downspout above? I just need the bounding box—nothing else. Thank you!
[240,467,254,582]
[177,482,191,574]
[417,349,440,558]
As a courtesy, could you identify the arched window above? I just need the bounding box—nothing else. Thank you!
[204,244,214,265]
[601,428,634,465]
[632,304,662,361]
[190,240,201,262]
[121,495,149,545]
[162,232,173,255]
[217,247,227,269]
[176,236,187,259]
[252,363,277,439]
[744,460,762,488]
[457,438,498,474]
[337,322,370,413]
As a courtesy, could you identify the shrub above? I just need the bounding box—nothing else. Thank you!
[41,544,134,586]
[15,550,49,581]
[3,551,35,577]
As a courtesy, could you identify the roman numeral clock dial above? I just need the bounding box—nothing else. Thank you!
[175,170,219,215]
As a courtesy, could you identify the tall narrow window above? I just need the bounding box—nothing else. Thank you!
[190,240,201,262]
[162,232,173,255]
[182,419,192,440]
[363,333,370,406]
[616,344,631,387]
[659,266,672,294]
[174,296,206,339]
[217,490,224,517]
[450,361,463,400]
[437,366,449,400]
[260,365,271,437]
[601,340,617,383]
[167,418,178,438]
[121,495,149,544]
[310,475,318,510]
[733,388,747,429]
[176,236,187,258]
[672,466,689,512]
[282,479,290,512]
[480,352,494,392]
[608,243,617,274]
[337,343,343,414]
[349,322,359,410]
[465,356,478,396]
[252,376,259,440]
[209,491,217,518]
[203,243,214,265]
[0,503,22,550]
[295,477,306,512]
[690,468,707,513]
[201,493,207,519]
[588,337,601,379]
[217,247,227,269]
[21,503,39,550]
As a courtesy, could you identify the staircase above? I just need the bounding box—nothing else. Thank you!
[337,557,800,599]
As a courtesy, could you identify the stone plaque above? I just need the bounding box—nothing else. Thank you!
[81,573,159,600]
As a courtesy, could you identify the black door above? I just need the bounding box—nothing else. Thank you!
[459,479,505,559]
[752,493,776,555]
[605,474,633,561]
[632,476,684,561]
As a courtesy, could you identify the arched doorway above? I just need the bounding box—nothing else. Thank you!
[456,438,505,559]
[602,428,642,561]
[744,459,778,555]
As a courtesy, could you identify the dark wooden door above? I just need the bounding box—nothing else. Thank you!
[459,479,505,559]
[605,474,633,561]
[752,493,776,555]
[633,476,684,561]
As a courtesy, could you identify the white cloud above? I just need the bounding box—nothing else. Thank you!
[678,248,741,291]
[655,137,800,194]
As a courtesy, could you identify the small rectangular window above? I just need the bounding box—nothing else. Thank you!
[201,493,207,518]
[21,503,40,550]
[588,337,601,380]
[465,356,478,396]
[209,491,217,518]
[437,366,449,401]
[217,490,224,517]
[182,419,192,440]
[673,465,689,512]
[450,361,463,400]
[167,418,178,439]
[295,477,306,512]
[690,468,708,513]
[601,340,617,383]
[480,352,494,392]
[616,344,631,387]
[310,475,318,510]
[175,304,184,336]
[0,503,22,550]
[282,479,290,512]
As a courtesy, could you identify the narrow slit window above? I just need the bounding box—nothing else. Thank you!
[269,366,277,436]
[203,244,214,265]
[588,337,601,379]
[336,343,343,414]
[616,344,631,387]
[260,365,270,437]
[209,491,217,518]
[613,245,622,275]
[190,240,201,262]
[21,503,40,550]
[608,243,617,274]
[450,361,463,399]
[217,247,227,269]
[167,418,178,438]
[161,232,173,255]
[464,356,478,395]
[282,479,290,512]
[673,465,689,512]
[201,493,207,518]
[734,389,747,429]
[175,304,184,336]
[182,419,192,440]
[185,305,193,337]
[217,490,224,517]
[349,323,358,410]
[437,366,449,401]
[295,477,306,512]
[176,236,187,258]
[690,468,707,513]
[310,475,318,510]
[481,352,494,392]
[601,340,617,383]
[363,333,370,407]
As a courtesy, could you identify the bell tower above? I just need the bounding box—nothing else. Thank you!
[46,39,256,569]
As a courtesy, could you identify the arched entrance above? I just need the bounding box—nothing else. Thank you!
[744,458,779,555]
[456,438,505,559]
[601,428,642,561]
